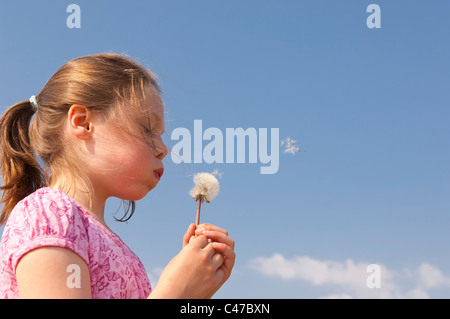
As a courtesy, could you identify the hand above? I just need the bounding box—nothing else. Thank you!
[193,223,236,297]
[149,223,235,299]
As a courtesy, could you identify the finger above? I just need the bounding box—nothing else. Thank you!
[195,230,235,249]
[202,242,217,260]
[212,242,236,260]
[216,250,235,280]
[215,267,225,284]
[196,223,228,236]
[189,235,209,249]
[183,224,197,247]
[211,253,224,269]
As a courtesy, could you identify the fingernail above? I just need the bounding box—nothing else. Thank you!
[195,226,204,233]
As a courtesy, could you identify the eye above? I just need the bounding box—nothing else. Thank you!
[142,125,154,136]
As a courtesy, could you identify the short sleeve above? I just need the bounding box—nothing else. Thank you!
[2,189,90,272]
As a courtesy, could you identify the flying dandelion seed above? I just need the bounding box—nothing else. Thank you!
[210,168,223,178]
[281,137,301,155]
[189,171,220,226]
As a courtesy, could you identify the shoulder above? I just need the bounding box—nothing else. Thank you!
[9,187,88,229]
[1,187,90,270]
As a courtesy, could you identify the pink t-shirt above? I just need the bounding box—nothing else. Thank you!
[0,187,151,299]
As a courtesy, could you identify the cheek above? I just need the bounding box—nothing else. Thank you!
[133,149,155,169]
[95,125,158,170]
[126,143,158,172]
[101,141,153,173]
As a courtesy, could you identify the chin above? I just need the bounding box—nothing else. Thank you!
[116,184,156,201]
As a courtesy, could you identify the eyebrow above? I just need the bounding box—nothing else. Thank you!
[149,112,165,134]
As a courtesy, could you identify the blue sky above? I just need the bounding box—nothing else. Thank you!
[1,1,450,298]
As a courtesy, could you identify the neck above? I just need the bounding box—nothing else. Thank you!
[50,178,109,229]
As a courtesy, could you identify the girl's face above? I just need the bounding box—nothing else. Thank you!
[89,91,168,201]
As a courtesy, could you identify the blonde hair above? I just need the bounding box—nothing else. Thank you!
[0,53,161,225]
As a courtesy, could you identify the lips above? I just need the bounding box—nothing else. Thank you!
[154,168,164,180]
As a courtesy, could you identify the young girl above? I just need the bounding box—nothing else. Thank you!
[0,53,235,299]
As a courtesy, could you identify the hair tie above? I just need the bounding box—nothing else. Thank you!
[29,95,39,112]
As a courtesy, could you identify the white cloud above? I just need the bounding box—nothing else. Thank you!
[248,254,450,299]
[417,263,450,290]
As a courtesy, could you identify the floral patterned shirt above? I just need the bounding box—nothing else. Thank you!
[0,187,151,299]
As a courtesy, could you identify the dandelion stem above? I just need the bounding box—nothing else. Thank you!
[195,196,202,226]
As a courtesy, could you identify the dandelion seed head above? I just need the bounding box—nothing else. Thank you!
[189,172,220,202]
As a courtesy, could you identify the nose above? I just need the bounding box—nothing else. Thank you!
[155,139,168,160]
[156,147,168,160]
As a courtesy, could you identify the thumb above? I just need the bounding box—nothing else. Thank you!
[183,223,197,247]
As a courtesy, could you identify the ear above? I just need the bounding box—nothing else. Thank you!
[67,104,93,140]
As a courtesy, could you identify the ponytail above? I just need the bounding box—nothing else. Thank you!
[0,100,44,225]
